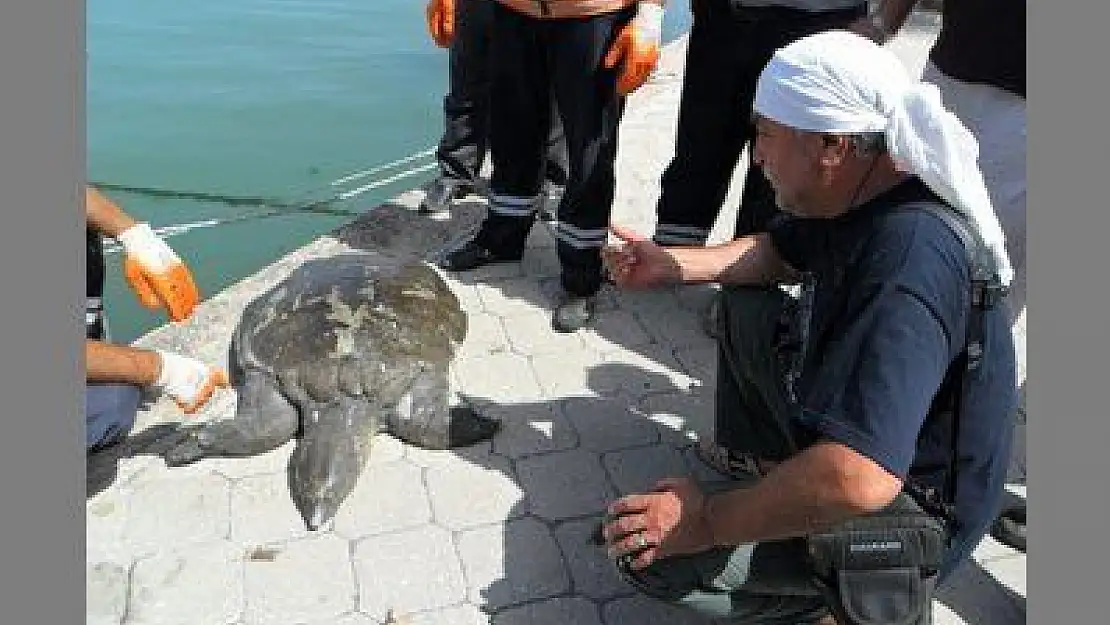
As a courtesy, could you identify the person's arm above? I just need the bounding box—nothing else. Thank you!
[850,0,920,44]
[86,339,230,413]
[86,339,162,385]
[602,225,799,289]
[86,185,137,238]
[602,440,902,569]
[702,441,903,544]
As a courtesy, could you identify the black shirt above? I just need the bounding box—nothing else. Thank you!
[770,178,1018,577]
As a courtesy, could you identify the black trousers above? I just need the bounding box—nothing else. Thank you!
[653,0,867,245]
[474,2,634,297]
[436,0,568,189]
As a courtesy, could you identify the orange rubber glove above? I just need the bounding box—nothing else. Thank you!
[603,2,665,96]
[426,0,456,48]
[117,223,200,322]
[154,350,230,414]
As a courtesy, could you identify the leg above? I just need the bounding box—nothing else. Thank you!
[654,0,751,246]
[712,285,798,460]
[425,0,494,213]
[86,383,142,452]
[439,3,548,270]
[544,7,634,331]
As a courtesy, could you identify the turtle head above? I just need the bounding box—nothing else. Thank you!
[285,401,370,531]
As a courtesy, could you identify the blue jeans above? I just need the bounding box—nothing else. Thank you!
[86,383,141,452]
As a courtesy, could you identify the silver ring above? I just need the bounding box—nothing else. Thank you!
[635,533,648,549]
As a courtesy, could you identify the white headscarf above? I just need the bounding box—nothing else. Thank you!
[752,30,1014,286]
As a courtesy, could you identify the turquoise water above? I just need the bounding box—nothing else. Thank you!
[88,0,691,343]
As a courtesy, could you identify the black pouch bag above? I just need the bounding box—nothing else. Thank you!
[806,490,949,625]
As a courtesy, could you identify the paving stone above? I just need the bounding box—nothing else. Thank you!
[243,533,356,625]
[128,542,244,625]
[516,449,616,522]
[601,595,715,624]
[597,347,699,398]
[304,613,378,625]
[529,351,609,399]
[500,309,592,356]
[426,454,525,530]
[553,516,635,600]
[354,526,468,620]
[983,555,1027,597]
[934,558,1026,625]
[578,309,655,355]
[493,597,603,625]
[382,603,490,625]
[122,472,231,556]
[637,391,716,448]
[404,437,495,468]
[230,471,316,545]
[488,402,579,459]
[456,312,512,359]
[672,346,718,386]
[558,396,661,452]
[603,445,692,496]
[476,279,554,319]
[333,462,433,539]
[204,440,295,481]
[453,353,545,403]
[86,488,134,565]
[634,303,713,351]
[448,282,486,313]
[86,561,129,625]
[456,518,570,610]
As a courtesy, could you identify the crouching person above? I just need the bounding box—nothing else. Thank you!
[599,31,1018,624]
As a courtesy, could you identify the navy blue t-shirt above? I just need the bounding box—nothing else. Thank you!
[769,178,1017,577]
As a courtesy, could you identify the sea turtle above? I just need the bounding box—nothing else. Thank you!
[164,251,499,530]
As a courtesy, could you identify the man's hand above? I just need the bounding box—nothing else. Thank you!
[603,2,664,95]
[602,224,681,288]
[426,0,456,48]
[118,223,200,322]
[602,477,716,570]
[154,350,229,414]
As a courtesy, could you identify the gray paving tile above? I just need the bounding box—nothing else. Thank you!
[601,595,715,624]
[637,391,716,449]
[603,445,692,496]
[230,472,313,546]
[634,303,713,351]
[353,525,468,620]
[426,454,525,530]
[488,402,579,459]
[128,542,245,625]
[596,346,699,398]
[672,346,718,386]
[86,562,129,625]
[452,352,545,403]
[332,461,432,539]
[456,518,570,610]
[516,449,616,522]
[500,309,593,356]
[477,278,554,319]
[456,312,512,359]
[578,309,655,355]
[122,472,232,556]
[386,603,491,625]
[558,396,661,452]
[553,516,635,600]
[529,352,609,399]
[205,441,295,481]
[243,533,356,625]
[493,597,603,625]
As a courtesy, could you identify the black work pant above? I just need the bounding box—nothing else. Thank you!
[437,0,568,189]
[474,2,634,297]
[653,0,867,245]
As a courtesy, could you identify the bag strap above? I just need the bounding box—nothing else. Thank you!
[890,202,1008,532]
